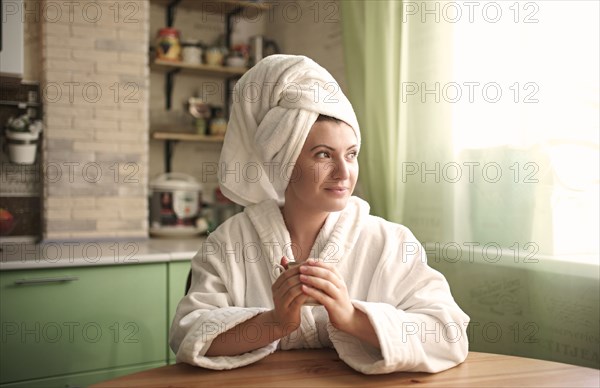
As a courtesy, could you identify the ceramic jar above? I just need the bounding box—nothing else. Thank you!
[156,28,181,61]
[182,40,203,65]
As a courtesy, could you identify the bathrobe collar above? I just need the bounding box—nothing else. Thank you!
[244,196,370,283]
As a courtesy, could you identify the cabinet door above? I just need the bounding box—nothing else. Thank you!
[0,264,167,384]
[168,260,192,364]
[0,0,24,76]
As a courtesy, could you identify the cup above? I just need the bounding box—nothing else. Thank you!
[275,260,320,306]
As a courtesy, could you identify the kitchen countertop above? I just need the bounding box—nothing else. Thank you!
[0,237,205,271]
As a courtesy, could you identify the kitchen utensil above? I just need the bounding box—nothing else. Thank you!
[149,173,205,237]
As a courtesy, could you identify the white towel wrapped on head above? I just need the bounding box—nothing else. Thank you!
[218,54,361,207]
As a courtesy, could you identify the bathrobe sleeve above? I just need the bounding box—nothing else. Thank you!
[168,233,278,370]
[328,225,470,374]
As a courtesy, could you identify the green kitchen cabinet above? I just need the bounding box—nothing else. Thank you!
[168,260,192,364]
[0,362,165,388]
[0,263,168,386]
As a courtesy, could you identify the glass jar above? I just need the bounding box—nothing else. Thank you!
[205,47,225,66]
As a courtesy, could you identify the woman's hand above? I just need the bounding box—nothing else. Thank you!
[298,259,356,331]
[270,256,309,336]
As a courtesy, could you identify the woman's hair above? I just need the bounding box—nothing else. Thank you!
[316,114,343,124]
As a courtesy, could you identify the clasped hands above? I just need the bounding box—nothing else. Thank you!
[270,256,356,337]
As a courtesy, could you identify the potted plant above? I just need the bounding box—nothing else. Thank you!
[4,114,42,165]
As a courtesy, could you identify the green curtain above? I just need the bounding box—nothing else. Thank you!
[340,0,405,223]
[341,0,453,232]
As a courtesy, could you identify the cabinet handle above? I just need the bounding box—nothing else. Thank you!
[14,276,79,285]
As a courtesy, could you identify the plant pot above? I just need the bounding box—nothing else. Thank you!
[5,130,40,165]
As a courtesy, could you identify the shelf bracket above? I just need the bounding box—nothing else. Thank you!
[164,139,178,173]
[223,6,246,120]
[166,0,182,27]
[165,68,181,110]
[225,6,244,50]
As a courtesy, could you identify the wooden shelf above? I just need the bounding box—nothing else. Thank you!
[0,100,41,108]
[151,59,248,78]
[150,0,265,171]
[150,0,271,14]
[152,131,225,143]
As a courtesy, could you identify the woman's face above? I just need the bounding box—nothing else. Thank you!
[285,119,359,213]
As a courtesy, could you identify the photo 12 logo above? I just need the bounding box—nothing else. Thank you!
[197,1,340,24]
[401,82,540,104]
[42,82,140,105]
[423,241,540,264]
[1,1,140,24]
[231,81,341,105]
[0,242,140,265]
[1,321,139,344]
[400,161,539,184]
[402,1,540,24]
[1,162,140,185]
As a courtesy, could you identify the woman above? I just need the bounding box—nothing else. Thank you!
[169,55,469,374]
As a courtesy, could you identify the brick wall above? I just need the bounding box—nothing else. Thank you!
[40,0,149,240]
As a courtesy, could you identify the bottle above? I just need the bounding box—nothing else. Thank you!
[209,107,227,136]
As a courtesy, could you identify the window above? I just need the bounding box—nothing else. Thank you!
[451,1,599,261]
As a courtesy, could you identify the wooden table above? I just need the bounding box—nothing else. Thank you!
[91,350,599,387]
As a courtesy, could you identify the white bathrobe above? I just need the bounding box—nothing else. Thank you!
[169,196,470,374]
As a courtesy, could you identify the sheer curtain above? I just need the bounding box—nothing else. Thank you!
[450,1,599,261]
[341,0,599,368]
[341,0,599,262]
